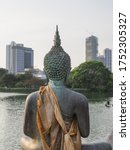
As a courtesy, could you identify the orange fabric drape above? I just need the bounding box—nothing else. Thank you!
[36,85,81,150]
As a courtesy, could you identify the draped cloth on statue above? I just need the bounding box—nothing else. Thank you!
[36,85,81,150]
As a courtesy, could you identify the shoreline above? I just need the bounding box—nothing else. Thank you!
[0,87,113,99]
[0,87,37,94]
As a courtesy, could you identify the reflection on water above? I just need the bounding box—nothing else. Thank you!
[0,92,112,150]
[0,95,26,150]
[84,98,113,144]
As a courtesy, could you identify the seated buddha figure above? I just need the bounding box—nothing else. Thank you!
[21,26,89,150]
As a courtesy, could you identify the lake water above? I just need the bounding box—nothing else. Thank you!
[0,92,113,150]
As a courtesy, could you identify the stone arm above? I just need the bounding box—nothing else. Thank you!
[23,92,38,138]
[21,92,42,150]
[74,96,90,138]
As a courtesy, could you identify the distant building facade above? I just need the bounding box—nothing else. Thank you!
[104,48,112,72]
[85,35,112,72]
[97,54,105,64]
[85,35,98,61]
[6,41,34,74]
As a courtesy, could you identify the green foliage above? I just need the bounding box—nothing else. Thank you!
[0,68,8,86]
[15,81,25,88]
[15,73,45,88]
[0,80,5,87]
[2,74,16,88]
[0,68,46,89]
[23,77,45,88]
[0,68,8,78]
[15,73,33,83]
[67,61,113,92]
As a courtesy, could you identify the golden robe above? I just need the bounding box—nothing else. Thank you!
[36,85,81,150]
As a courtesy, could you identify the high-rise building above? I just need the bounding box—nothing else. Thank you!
[85,35,98,61]
[104,48,112,72]
[6,41,34,74]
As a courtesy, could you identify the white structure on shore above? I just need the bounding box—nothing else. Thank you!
[25,68,47,80]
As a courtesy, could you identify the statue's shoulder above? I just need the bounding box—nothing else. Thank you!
[66,88,88,102]
[65,88,88,114]
[25,91,39,108]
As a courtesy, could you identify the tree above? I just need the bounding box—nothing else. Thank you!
[67,61,113,92]
[15,81,25,88]
[0,68,8,79]
[0,70,45,88]
[2,74,16,87]
[24,77,45,88]
[0,68,8,87]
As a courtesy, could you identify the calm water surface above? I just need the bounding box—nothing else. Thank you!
[0,92,113,150]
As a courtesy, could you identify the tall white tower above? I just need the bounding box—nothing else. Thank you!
[6,41,34,74]
[85,35,98,61]
[104,48,112,72]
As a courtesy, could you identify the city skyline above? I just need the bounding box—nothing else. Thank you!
[0,0,112,69]
[85,35,112,72]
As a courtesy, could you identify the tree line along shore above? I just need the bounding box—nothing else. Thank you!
[0,61,113,97]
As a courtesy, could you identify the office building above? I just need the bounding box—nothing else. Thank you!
[6,41,34,74]
[85,35,98,61]
[104,48,112,72]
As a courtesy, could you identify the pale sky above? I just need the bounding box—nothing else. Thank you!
[0,0,112,70]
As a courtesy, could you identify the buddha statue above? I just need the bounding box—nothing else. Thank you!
[21,26,89,150]
[21,26,111,150]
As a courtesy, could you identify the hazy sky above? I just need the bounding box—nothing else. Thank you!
[0,0,112,69]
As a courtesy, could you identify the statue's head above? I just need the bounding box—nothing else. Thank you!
[44,26,71,81]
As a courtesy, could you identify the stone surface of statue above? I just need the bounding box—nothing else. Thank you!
[21,26,112,150]
[21,26,90,150]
